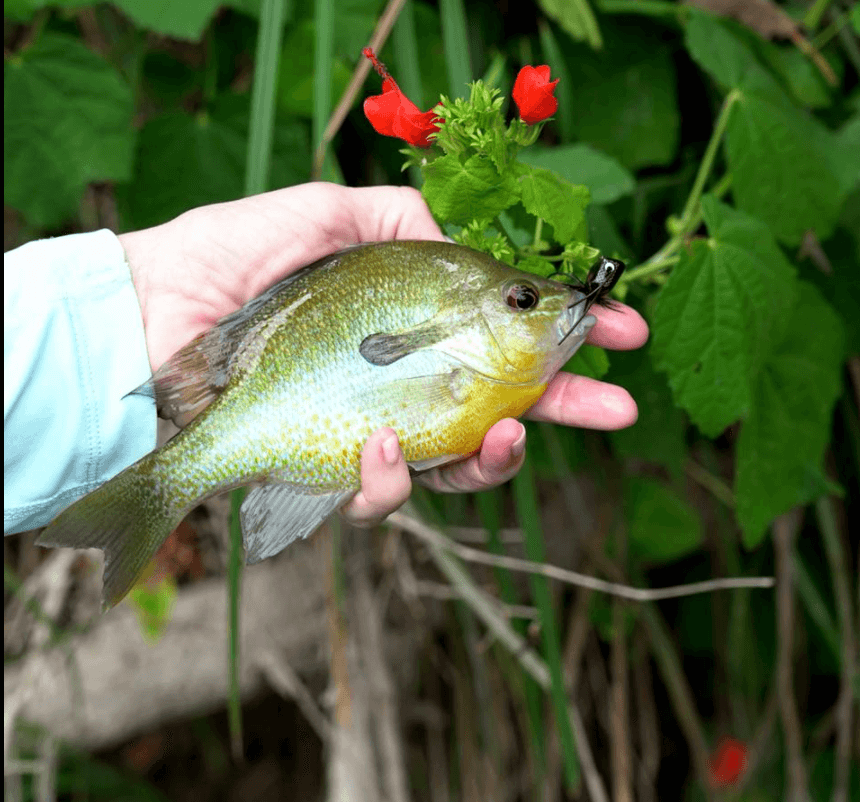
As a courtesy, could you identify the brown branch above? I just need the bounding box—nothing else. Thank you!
[632,630,659,802]
[311,0,408,178]
[610,515,633,802]
[640,604,714,798]
[816,496,857,802]
[773,508,811,802]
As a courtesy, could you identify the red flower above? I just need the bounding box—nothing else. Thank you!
[708,737,748,788]
[512,65,559,125]
[362,48,441,148]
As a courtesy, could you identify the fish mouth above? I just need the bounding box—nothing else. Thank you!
[556,290,597,349]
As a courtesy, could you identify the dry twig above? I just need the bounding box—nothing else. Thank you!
[773,509,811,802]
[389,512,775,601]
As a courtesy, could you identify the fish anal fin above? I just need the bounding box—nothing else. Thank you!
[241,485,353,564]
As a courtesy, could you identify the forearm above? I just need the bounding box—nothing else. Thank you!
[4,230,157,533]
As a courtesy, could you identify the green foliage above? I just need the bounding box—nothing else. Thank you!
[652,197,798,437]
[625,477,703,563]
[127,577,177,642]
[120,95,309,229]
[735,283,844,546]
[4,2,858,796]
[558,19,679,169]
[5,33,135,226]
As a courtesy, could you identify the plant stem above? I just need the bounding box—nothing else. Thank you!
[533,216,544,249]
[618,256,679,286]
[678,89,740,229]
[245,0,288,197]
[804,0,833,31]
[227,487,246,762]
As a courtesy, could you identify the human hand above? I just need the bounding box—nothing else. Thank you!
[119,182,648,527]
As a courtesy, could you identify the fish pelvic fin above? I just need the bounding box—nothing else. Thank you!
[36,462,182,611]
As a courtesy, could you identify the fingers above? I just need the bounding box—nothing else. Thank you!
[587,303,650,350]
[417,418,526,493]
[350,186,447,243]
[586,304,649,350]
[341,428,412,528]
[525,372,638,429]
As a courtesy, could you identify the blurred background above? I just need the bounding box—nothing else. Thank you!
[4,1,859,800]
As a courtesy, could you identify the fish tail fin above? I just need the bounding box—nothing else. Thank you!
[37,460,182,610]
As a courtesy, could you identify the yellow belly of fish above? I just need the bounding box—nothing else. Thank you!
[399,376,547,462]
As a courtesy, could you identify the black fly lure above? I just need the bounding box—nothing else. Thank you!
[553,255,626,312]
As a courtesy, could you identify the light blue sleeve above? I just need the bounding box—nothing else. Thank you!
[4,230,156,534]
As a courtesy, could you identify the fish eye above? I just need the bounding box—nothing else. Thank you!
[504,282,540,310]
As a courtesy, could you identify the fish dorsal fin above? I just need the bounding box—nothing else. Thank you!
[132,270,311,427]
[241,485,353,563]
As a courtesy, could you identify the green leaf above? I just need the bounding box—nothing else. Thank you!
[113,0,222,41]
[684,7,768,90]
[515,163,589,244]
[4,33,135,227]
[685,9,846,245]
[422,153,518,226]
[120,94,309,229]
[625,477,703,563]
[564,344,609,380]
[726,87,845,245]
[735,283,844,547]
[608,347,686,476]
[521,144,635,205]
[560,20,679,168]
[651,197,797,436]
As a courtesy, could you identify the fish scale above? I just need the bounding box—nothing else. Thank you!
[37,240,604,608]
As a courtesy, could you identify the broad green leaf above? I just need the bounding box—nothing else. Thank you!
[515,163,589,244]
[684,7,770,90]
[735,284,844,547]
[685,9,846,245]
[726,87,844,245]
[113,0,222,40]
[766,45,834,109]
[120,94,309,229]
[277,21,352,119]
[521,144,635,205]
[423,153,518,226]
[652,197,797,436]
[564,344,609,380]
[561,20,679,169]
[625,477,703,563]
[4,33,135,228]
[853,4,860,35]
[608,347,686,476]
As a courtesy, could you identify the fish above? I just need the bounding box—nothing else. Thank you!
[37,241,620,609]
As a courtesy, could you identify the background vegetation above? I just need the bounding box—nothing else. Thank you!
[4,0,859,800]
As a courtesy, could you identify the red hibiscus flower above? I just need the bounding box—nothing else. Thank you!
[708,737,748,788]
[512,65,559,125]
[362,48,441,148]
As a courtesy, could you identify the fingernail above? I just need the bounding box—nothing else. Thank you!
[381,433,401,465]
[510,426,526,459]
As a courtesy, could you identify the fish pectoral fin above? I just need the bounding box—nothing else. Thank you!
[359,322,448,366]
[241,485,353,564]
